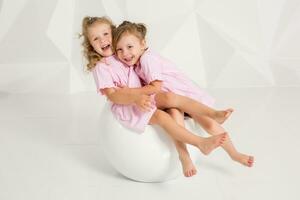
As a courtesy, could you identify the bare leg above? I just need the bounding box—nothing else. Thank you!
[155,92,233,124]
[191,115,254,167]
[149,109,227,155]
[166,108,197,177]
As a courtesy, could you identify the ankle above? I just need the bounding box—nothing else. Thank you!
[179,153,191,161]
[195,137,205,148]
[212,111,220,119]
[230,152,241,160]
[179,155,192,163]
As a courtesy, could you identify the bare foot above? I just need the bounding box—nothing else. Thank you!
[215,108,234,124]
[179,156,197,177]
[197,133,227,155]
[232,153,254,167]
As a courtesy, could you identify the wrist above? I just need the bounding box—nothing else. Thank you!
[133,93,141,103]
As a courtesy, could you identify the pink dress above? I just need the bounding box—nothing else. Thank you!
[92,55,156,133]
[135,48,215,107]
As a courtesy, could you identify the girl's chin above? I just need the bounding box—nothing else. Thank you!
[102,51,113,57]
[125,62,134,66]
[123,60,137,66]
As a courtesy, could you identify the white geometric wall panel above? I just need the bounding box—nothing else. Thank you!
[0,0,299,93]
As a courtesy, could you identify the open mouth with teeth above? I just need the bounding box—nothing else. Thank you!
[101,44,111,51]
[124,57,133,62]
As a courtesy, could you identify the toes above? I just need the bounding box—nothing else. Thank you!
[218,135,226,145]
[187,171,192,177]
[193,169,197,175]
[227,108,234,113]
[249,156,254,162]
[184,171,189,177]
[233,154,254,167]
[243,156,254,167]
[184,169,197,177]
[220,133,228,144]
[184,170,190,177]
[225,109,234,117]
[248,156,254,167]
[248,156,254,162]
[222,109,234,122]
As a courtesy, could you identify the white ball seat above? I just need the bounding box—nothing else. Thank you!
[99,104,201,182]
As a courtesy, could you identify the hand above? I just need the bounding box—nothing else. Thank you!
[135,94,153,112]
[116,84,132,94]
[116,84,128,89]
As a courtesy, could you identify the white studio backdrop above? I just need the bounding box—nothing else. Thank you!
[0,0,299,94]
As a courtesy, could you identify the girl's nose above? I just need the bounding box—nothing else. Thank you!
[123,50,129,57]
[99,37,105,43]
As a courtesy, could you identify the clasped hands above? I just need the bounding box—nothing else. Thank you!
[116,85,154,112]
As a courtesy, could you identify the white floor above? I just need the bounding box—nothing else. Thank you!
[0,87,300,200]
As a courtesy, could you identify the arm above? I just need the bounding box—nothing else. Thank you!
[102,87,140,105]
[102,87,153,112]
[117,80,162,96]
[92,64,152,108]
[133,80,162,95]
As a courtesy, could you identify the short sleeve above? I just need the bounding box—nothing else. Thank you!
[140,53,163,84]
[92,63,116,95]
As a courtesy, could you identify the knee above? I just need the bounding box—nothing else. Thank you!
[152,110,166,123]
[167,108,182,118]
[163,92,178,106]
[201,120,216,132]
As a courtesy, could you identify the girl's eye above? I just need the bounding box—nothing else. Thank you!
[104,32,108,36]
[93,37,98,41]
[128,45,133,49]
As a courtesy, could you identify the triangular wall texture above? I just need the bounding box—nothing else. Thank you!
[0,0,299,93]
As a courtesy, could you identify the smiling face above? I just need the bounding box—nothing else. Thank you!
[115,33,146,66]
[87,22,113,57]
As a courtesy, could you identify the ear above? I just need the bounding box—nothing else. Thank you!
[141,39,146,49]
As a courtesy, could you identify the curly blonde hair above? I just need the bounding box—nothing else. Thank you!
[80,16,115,71]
